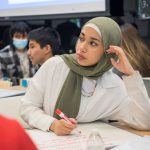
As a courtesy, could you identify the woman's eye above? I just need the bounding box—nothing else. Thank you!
[90,41,97,46]
[79,36,84,42]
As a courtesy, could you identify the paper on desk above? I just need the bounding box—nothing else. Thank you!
[26,122,140,150]
[111,136,150,150]
[27,129,87,150]
[26,130,135,150]
[27,129,119,150]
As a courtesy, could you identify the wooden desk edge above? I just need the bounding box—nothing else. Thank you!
[110,123,150,136]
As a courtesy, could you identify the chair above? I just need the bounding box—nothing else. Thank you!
[143,78,150,97]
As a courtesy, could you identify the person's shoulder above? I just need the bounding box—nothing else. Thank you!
[0,115,9,125]
[0,45,11,53]
[47,55,64,62]
[0,115,24,139]
[0,115,13,125]
[0,115,30,140]
[37,55,68,75]
[44,55,67,67]
[0,45,12,58]
[0,115,21,129]
[100,70,124,88]
[0,115,37,150]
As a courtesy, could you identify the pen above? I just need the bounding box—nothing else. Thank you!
[55,108,75,124]
[55,108,81,134]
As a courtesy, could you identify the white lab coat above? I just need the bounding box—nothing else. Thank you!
[20,56,150,131]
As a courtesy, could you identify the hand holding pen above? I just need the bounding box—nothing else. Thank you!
[49,109,78,136]
[55,109,76,124]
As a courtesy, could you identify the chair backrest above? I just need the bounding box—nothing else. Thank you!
[143,78,150,97]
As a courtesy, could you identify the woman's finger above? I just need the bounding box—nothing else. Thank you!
[61,119,76,130]
[107,46,125,59]
[110,58,118,68]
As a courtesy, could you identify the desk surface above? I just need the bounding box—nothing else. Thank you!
[27,122,140,150]
[110,122,150,136]
[0,92,149,137]
[27,122,150,150]
[3,85,25,90]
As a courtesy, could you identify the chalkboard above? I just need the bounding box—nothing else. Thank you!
[138,0,150,19]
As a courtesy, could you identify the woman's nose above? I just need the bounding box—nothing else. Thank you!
[79,42,87,53]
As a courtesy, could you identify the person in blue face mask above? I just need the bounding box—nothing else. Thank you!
[0,22,36,85]
[13,38,28,50]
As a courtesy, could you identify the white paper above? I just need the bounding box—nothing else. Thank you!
[111,136,150,150]
[26,122,140,150]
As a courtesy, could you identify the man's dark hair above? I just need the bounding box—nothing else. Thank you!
[28,27,61,55]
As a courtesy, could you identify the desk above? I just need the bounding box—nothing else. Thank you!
[26,122,140,150]
[27,122,150,150]
[26,122,150,150]
[0,84,26,99]
[110,122,150,136]
[0,94,149,149]
[1,85,25,90]
[0,88,26,98]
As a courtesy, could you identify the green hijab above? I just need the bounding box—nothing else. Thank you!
[53,17,122,119]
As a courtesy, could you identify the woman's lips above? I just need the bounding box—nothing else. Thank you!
[77,53,86,61]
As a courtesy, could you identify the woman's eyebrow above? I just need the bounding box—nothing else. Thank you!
[90,37,101,42]
[80,32,102,43]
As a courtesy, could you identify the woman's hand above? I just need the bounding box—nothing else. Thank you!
[49,118,77,136]
[107,45,135,76]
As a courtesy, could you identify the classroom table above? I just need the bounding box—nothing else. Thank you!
[0,87,149,149]
[0,86,149,136]
[110,122,150,136]
[1,85,25,90]
[26,121,150,150]
[0,85,150,149]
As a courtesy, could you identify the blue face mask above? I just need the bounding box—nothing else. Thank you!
[13,38,28,49]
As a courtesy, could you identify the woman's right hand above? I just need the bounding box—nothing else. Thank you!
[107,45,135,76]
[49,119,77,135]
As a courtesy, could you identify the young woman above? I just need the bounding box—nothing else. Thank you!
[20,17,150,135]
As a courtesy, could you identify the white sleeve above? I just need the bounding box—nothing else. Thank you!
[112,71,150,130]
[20,58,56,131]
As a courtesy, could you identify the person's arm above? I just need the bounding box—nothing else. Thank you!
[0,115,37,150]
[20,59,56,131]
[20,57,77,134]
[106,46,150,130]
